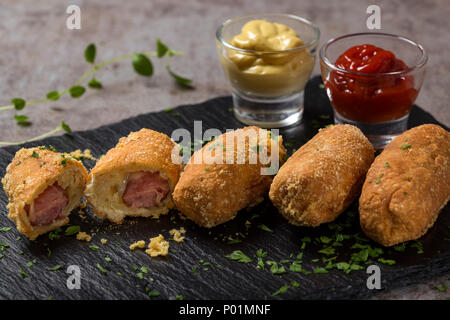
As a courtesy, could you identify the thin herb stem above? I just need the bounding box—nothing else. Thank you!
[0,125,64,146]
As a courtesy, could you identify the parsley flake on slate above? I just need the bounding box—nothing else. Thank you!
[64,225,80,236]
[192,266,199,275]
[378,258,396,265]
[20,268,30,279]
[266,261,287,275]
[257,224,273,232]
[96,263,107,275]
[148,289,160,297]
[318,247,335,256]
[313,267,328,274]
[272,285,289,296]
[225,250,252,263]
[411,240,424,254]
[48,265,62,271]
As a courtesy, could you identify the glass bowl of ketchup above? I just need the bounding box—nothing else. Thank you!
[319,33,427,149]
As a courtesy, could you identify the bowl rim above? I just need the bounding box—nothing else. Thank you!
[216,13,320,54]
[319,32,428,77]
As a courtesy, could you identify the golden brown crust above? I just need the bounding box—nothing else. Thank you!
[85,128,182,223]
[173,126,286,227]
[359,124,450,247]
[269,124,374,226]
[1,147,88,240]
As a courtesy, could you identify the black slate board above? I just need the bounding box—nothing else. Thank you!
[0,76,448,300]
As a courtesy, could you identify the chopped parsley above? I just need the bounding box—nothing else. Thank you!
[48,228,62,240]
[0,227,12,232]
[272,285,289,296]
[192,266,199,275]
[435,283,447,293]
[148,289,160,297]
[378,258,396,265]
[318,247,335,256]
[313,267,328,274]
[64,225,80,236]
[225,250,252,263]
[400,143,412,150]
[20,268,30,279]
[31,151,39,158]
[410,240,424,254]
[290,261,303,273]
[48,265,62,271]
[393,243,406,252]
[96,263,107,275]
[39,145,57,152]
[266,261,287,275]
[89,245,100,251]
[257,224,273,232]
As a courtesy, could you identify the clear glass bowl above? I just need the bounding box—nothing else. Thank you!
[216,14,320,128]
[319,32,427,149]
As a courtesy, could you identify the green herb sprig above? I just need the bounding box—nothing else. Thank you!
[0,39,190,146]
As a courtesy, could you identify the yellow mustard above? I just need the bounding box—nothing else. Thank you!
[219,20,315,97]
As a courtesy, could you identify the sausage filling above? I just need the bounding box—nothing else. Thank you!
[28,183,69,226]
[122,171,169,209]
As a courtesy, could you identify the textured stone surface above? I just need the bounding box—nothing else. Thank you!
[0,0,448,299]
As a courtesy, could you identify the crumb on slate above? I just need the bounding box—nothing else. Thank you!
[145,235,169,257]
[169,227,186,243]
[129,240,146,250]
[76,231,92,242]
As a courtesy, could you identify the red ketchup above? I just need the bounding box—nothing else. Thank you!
[326,44,417,123]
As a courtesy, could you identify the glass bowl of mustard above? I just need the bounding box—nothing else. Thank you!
[216,14,320,128]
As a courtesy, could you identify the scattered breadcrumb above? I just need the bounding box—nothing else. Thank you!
[76,232,92,242]
[80,200,87,209]
[129,240,146,250]
[78,208,87,220]
[69,149,97,161]
[101,238,108,245]
[169,227,186,243]
[145,234,169,257]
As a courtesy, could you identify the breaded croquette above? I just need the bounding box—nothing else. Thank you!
[269,124,374,226]
[85,129,182,223]
[359,124,450,246]
[1,147,88,240]
[173,126,286,227]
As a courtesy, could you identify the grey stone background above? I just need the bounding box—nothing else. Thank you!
[0,0,448,299]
